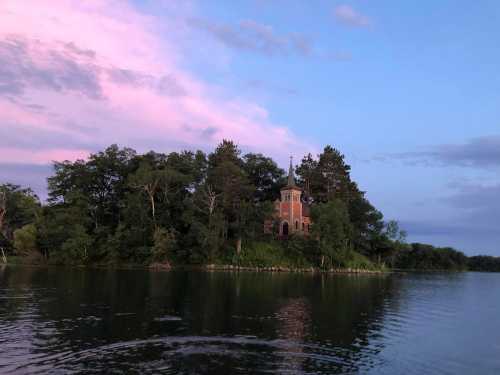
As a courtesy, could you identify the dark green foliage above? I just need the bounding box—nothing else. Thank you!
[0,184,41,252]
[394,243,468,271]
[13,224,37,255]
[235,241,312,268]
[468,256,500,272]
[310,199,353,268]
[152,227,176,263]
[296,146,385,258]
[2,141,484,271]
[35,197,94,262]
[242,153,286,202]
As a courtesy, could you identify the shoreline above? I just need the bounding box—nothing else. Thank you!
[2,261,485,273]
[200,264,385,274]
[4,257,476,273]
[1,258,386,274]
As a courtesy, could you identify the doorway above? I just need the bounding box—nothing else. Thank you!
[282,221,289,236]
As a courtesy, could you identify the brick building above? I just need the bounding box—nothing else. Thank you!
[266,158,311,237]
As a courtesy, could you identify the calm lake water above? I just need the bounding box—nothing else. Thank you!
[1,266,500,374]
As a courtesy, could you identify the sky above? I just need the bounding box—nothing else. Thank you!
[0,0,499,255]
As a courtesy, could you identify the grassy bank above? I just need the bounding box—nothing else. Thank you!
[215,241,384,272]
[3,241,386,273]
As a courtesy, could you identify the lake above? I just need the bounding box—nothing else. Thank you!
[1,266,500,374]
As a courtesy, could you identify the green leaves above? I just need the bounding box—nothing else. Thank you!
[295,146,386,258]
[4,140,409,269]
[0,184,40,250]
[311,199,353,268]
[13,224,37,255]
[152,227,176,263]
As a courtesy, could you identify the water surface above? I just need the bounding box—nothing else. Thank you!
[1,266,500,374]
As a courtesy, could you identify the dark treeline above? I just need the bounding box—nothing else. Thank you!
[393,243,468,271]
[468,256,500,272]
[0,140,494,271]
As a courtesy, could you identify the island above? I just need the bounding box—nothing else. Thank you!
[1,140,497,272]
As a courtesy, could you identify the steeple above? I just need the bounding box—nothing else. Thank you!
[287,156,295,187]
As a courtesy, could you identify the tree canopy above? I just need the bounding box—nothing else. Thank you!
[0,141,479,271]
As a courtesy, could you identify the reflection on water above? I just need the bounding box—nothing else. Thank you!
[1,266,500,374]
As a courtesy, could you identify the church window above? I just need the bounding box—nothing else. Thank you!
[295,221,298,230]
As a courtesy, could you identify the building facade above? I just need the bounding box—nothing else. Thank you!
[267,158,311,237]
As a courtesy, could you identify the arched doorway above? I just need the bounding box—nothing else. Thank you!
[282,221,289,236]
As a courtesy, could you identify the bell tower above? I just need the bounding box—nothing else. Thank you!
[279,157,303,236]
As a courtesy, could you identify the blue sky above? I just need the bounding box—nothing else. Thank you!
[1,0,499,254]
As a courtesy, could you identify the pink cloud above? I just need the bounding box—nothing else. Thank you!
[0,147,90,165]
[0,0,314,167]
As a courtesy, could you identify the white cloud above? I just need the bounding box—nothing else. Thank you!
[334,5,371,28]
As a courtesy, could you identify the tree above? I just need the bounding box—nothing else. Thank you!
[469,256,500,272]
[1,141,421,270]
[0,184,40,249]
[295,147,386,259]
[206,140,254,256]
[129,162,163,227]
[48,145,136,231]
[295,153,318,199]
[395,243,468,271]
[243,153,285,202]
[385,220,407,243]
[152,227,176,263]
[36,194,93,261]
[60,224,93,263]
[316,146,354,202]
[311,199,353,268]
[296,146,355,203]
[13,224,38,255]
[348,193,384,255]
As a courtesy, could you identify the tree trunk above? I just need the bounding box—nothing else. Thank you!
[150,193,156,226]
[236,237,242,256]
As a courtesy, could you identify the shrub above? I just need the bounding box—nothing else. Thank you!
[236,241,312,268]
[152,227,176,263]
[13,224,37,255]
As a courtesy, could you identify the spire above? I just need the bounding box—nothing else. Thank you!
[288,156,295,187]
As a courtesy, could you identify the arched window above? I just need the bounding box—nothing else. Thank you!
[295,221,299,230]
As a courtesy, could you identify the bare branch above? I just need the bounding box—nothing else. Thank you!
[204,184,221,216]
